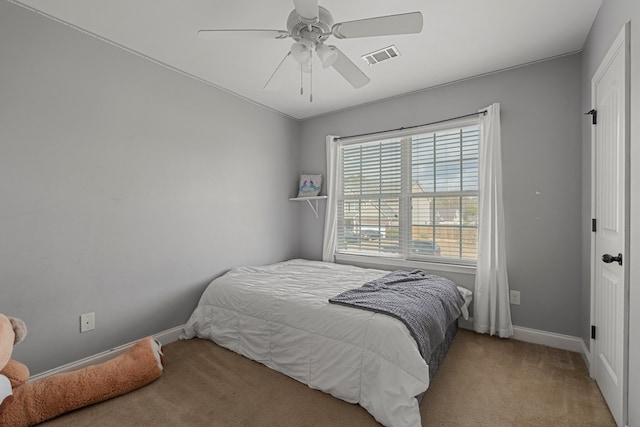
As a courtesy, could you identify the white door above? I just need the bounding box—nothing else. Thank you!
[591,25,628,427]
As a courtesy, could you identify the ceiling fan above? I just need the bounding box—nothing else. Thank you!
[198,0,423,100]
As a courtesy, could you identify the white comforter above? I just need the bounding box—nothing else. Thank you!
[182,259,468,427]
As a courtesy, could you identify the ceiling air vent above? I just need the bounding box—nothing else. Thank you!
[362,45,400,66]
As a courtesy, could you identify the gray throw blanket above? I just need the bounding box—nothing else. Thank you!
[329,270,464,360]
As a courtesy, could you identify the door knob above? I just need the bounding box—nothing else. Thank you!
[602,253,623,266]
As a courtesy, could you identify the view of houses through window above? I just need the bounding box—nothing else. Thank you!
[337,121,479,263]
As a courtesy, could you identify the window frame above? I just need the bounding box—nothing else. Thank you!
[334,116,480,274]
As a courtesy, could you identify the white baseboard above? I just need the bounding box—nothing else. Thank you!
[458,318,589,362]
[457,317,474,330]
[29,325,185,382]
[30,322,592,382]
[512,325,584,353]
[580,338,592,372]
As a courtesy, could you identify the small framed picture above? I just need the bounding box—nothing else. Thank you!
[297,174,322,197]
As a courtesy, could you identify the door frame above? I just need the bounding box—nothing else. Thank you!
[589,22,630,426]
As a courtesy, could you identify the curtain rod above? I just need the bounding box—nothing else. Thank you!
[335,110,488,141]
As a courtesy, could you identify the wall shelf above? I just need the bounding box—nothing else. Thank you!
[289,196,327,218]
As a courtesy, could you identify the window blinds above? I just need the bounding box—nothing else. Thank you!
[337,121,479,263]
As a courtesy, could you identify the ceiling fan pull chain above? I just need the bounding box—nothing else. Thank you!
[310,58,313,102]
[300,66,304,96]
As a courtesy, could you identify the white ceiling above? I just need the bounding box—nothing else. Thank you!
[15,0,602,120]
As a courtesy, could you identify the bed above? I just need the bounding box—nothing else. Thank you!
[182,259,472,427]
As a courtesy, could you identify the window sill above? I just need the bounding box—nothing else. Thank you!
[334,253,476,276]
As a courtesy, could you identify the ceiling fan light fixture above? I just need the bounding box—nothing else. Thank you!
[291,40,313,63]
[316,44,338,68]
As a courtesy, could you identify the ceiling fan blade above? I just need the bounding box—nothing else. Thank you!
[331,47,370,89]
[332,12,423,39]
[198,29,289,40]
[293,0,319,22]
[264,51,293,90]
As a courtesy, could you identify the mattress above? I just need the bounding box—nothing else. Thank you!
[182,259,470,427]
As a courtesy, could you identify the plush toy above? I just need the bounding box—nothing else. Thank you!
[0,313,163,426]
[0,314,30,416]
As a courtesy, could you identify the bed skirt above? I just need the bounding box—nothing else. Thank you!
[418,320,458,402]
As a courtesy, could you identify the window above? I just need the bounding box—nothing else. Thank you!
[336,119,479,264]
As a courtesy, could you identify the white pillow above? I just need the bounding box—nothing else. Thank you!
[456,286,473,320]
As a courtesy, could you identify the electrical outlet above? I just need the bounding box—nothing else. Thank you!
[510,290,521,305]
[80,312,95,333]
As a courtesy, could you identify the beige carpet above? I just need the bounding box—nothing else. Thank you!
[39,329,615,426]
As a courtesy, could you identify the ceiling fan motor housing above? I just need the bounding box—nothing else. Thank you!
[287,6,333,45]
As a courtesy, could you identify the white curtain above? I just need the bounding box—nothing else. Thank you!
[473,103,514,338]
[322,135,339,262]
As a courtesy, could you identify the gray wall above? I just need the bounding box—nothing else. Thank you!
[580,1,640,425]
[299,55,583,337]
[0,2,300,374]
